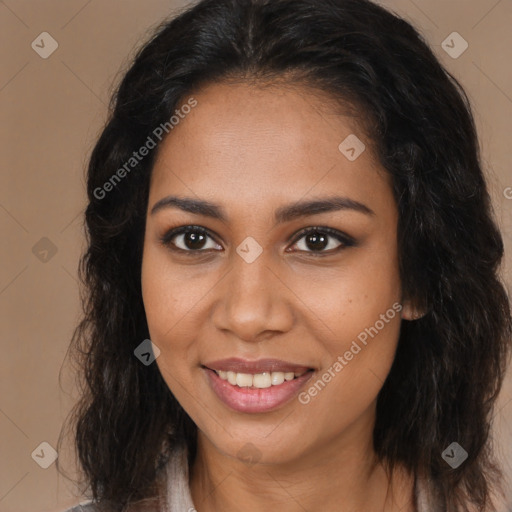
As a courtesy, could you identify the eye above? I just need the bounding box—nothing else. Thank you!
[160,225,222,253]
[288,227,355,255]
[160,225,355,256]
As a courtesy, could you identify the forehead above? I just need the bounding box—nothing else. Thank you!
[149,81,391,212]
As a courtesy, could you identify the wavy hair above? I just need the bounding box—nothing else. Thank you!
[58,0,512,510]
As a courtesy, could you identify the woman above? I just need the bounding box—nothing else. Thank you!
[58,0,512,510]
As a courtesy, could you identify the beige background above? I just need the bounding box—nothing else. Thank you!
[1,1,511,511]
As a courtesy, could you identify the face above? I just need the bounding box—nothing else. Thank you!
[141,81,414,465]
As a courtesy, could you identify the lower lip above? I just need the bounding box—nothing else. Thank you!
[203,368,314,413]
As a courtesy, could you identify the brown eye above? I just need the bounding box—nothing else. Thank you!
[289,227,355,254]
[161,226,222,253]
[180,231,208,250]
[302,231,330,251]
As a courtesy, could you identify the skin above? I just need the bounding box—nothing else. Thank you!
[141,81,419,512]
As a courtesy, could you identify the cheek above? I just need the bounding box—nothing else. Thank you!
[296,312,402,441]
[288,241,402,407]
[289,244,401,344]
[141,245,194,388]
[140,243,218,397]
[141,251,199,406]
[141,243,203,341]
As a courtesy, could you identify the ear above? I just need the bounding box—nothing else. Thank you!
[400,298,426,321]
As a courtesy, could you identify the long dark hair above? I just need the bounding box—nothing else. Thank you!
[57,0,512,510]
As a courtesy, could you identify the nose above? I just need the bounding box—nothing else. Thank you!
[211,247,294,343]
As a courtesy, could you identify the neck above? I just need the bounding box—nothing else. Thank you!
[188,407,414,512]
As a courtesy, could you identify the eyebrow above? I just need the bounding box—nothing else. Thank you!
[150,195,375,224]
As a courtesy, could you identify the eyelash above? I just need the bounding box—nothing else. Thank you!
[159,225,356,257]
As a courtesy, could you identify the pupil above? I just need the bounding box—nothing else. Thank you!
[185,232,206,250]
[306,232,328,251]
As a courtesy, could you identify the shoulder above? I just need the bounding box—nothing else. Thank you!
[61,497,163,511]
[61,504,100,512]
[415,474,445,512]
[61,444,190,512]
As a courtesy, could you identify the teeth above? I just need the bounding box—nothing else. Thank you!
[214,370,308,388]
[271,372,285,385]
[236,373,254,387]
[253,372,272,388]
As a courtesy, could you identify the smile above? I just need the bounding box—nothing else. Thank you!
[202,358,315,413]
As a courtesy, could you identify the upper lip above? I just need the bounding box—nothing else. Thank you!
[203,357,314,374]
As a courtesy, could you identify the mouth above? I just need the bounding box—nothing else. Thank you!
[201,358,315,413]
